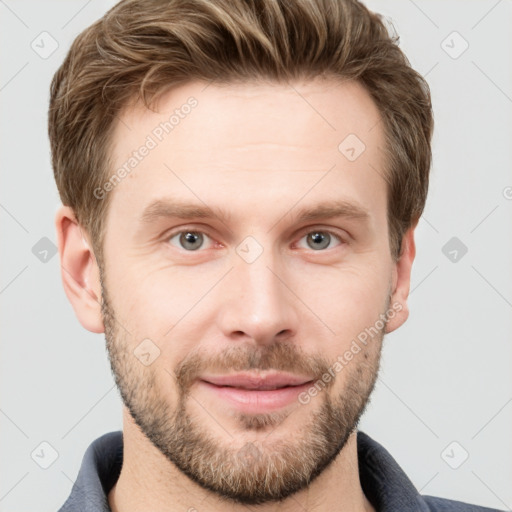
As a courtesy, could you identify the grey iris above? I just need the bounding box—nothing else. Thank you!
[307,232,330,250]
[180,232,203,250]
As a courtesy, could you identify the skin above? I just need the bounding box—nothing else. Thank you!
[56,78,416,512]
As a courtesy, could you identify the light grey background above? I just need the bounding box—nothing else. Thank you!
[1,0,511,510]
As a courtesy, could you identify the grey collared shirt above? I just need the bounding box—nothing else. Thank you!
[57,430,504,511]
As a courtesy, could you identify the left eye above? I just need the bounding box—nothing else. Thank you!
[168,231,213,251]
[296,230,343,251]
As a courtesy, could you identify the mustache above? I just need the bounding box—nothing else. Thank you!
[174,341,333,394]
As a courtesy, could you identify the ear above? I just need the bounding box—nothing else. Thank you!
[55,205,104,333]
[385,224,417,334]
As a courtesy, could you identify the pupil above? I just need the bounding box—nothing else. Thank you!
[309,232,329,250]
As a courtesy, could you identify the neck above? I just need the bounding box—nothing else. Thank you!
[108,408,375,512]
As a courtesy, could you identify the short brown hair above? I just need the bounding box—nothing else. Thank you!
[48,0,433,263]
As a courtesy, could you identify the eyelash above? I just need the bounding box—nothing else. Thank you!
[165,226,346,253]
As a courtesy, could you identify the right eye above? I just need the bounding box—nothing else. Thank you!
[167,230,215,251]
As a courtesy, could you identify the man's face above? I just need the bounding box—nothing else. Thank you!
[99,78,400,504]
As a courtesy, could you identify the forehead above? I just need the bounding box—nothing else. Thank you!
[106,78,387,231]
[116,77,384,155]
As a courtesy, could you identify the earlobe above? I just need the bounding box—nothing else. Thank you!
[385,225,417,334]
[55,206,105,333]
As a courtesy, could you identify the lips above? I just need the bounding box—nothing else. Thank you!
[200,371,314,390]
[197,372,315,414]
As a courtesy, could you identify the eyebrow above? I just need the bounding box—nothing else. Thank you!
[139,198,370,227]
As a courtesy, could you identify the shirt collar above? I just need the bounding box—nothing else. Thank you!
[357,431,429,511]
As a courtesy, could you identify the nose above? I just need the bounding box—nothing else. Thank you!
[216,247,299,345]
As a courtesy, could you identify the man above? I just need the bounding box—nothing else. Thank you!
[49,0,503,510]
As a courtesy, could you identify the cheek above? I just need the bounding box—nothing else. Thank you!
[115,266,215,364]
[293,258,391,331]
[118,261,206,324]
